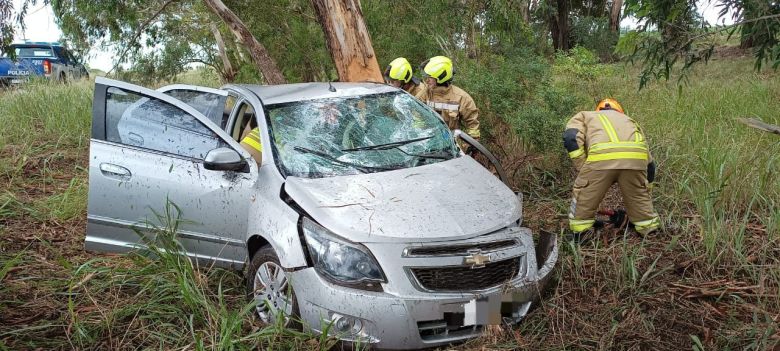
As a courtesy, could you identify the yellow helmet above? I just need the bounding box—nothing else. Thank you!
[384,57,413,83]
[596,98,624,114]
[422,56,453,84]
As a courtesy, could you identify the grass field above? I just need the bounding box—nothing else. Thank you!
[0,54,778,350]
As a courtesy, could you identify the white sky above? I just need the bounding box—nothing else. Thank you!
[13,0,735,72]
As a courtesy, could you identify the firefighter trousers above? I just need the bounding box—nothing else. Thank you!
[568,166,660,235]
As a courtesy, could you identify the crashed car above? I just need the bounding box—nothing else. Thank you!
[85,76,558,350]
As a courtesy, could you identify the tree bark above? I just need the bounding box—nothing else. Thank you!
[203,0,286,84]
[550,0,570,51]
[738,118,780,135]
[609,0,623,32]
[520,0,531,23]
[210,23,236,82]
[310,0,383,82]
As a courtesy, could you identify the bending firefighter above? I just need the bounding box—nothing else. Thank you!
[420,56,480,139]
[383,57,426,99]
[563,99,660,241]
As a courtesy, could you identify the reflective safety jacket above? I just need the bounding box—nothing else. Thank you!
[405,77,426,101]
[423,84,480,138]
[563,110,654,171]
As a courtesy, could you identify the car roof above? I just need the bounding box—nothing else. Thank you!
[232,82,399,106]
[13,42,62,47]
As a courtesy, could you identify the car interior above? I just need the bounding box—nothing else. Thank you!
[229,101,261,166]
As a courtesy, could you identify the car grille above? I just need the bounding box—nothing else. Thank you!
[406,240,516,256]
[417,320,482,341]
[410,257,521,291]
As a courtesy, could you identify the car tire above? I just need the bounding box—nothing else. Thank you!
[246,246,301,329]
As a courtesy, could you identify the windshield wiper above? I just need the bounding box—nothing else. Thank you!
[341,135,433,152]
[293,146,395,173]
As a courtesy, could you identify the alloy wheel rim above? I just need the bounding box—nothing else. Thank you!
[253,261,293,324]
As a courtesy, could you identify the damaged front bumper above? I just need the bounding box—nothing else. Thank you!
[289,228,558,350]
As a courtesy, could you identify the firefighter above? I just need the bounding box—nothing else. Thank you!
[420,56,480,140]
[564,98,660,242]
[383,57,426,99]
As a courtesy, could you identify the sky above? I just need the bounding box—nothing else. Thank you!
[13,0,735,72]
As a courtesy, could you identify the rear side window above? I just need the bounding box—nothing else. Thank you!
[14,47,54,57]
[104,87,222,159]
[163,89,228,128]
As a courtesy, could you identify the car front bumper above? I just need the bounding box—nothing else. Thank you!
[289,231,558,350]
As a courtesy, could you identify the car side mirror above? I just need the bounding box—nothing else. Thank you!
[454,129,509,186]
[204,147,249,172]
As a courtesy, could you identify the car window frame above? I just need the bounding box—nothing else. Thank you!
[93,77,257,173]
[220,85,278,177]
[157,84,229,128]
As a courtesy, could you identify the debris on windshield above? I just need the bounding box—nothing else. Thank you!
[267,92,458,178]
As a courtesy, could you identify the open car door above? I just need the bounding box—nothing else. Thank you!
[86,77,254,268]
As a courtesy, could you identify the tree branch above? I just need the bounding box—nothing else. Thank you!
[203,0,286,84]
[107,0,178,75]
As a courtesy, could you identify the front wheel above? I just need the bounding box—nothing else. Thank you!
[246,246,300,328]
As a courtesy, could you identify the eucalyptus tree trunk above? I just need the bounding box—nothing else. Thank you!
[549,0,570,51]
[520,0,531,23]
[203,0,286,84]
[210,23,236,82]
[609,0,623,32]
[310,0,383,82]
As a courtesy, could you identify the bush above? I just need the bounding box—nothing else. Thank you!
[458,51,578,154]
[569,16,619,62]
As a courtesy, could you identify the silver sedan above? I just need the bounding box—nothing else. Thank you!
[85,77,558,350]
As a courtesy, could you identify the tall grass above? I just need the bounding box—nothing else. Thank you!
[1,58,777,350]
[0,80,93,149]
[60,201,332,350]
[596,59,780,263]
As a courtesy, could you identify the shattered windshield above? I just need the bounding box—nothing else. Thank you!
[266,91,458,178]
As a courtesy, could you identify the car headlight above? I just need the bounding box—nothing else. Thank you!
[302,217,386,290]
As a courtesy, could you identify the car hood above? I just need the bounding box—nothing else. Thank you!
[284,156,520,243]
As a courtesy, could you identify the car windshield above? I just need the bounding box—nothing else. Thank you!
[266,91,458,178]
[14,47,54,58]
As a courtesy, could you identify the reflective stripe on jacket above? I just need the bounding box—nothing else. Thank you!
[424,84,480,138]
[241,128,263,153]
[564,110,652,170]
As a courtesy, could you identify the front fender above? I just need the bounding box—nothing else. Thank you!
[246,182,308,269]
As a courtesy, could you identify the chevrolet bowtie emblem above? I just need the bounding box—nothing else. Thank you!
[464,250,491,268]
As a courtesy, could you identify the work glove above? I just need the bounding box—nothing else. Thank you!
[647,161,656,183]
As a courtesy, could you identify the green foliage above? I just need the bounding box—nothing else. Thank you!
[53,0,230,82]
[554,46,611,81]
[0,191,28,221]
[34,178,87,221]
[569,16,619,62]
[457,50,579,154]
[721,0,780,70]
[622,0,780,88]
[0,0,13,57]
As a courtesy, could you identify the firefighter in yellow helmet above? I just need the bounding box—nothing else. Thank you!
[384,57,426,99]
[420,56,480,139]
[564,98,660,242]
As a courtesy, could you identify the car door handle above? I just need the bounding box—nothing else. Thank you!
[100,163,131,180]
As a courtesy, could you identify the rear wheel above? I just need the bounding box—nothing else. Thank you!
[246,246,300,327]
